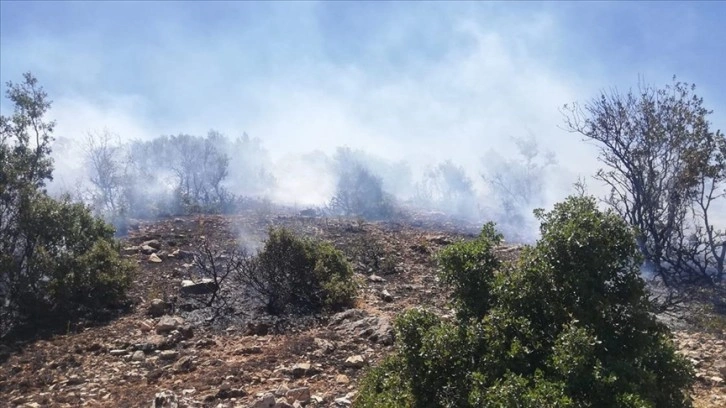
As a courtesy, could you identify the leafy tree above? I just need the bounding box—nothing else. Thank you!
[562,78,726,294]
[357,196,693,408]
[0,73,134,339]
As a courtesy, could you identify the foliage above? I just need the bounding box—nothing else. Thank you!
[232,228,358,315]
[356,196,693,408]
[563,77,726,294]
[0,73,134,339]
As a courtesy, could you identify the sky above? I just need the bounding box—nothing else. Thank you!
[1,1,726,214]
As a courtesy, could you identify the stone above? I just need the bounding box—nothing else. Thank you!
[141,245,158,255]
[252,393,276,408]
[368,274,386,283]
[132,350,146,361]
[379,289,393,302]
[152,390,178,408]
[180,278,217,295]
[334,397,352,406]
[159,350,179,361]
[148,253,163,263]
[344,355,366,369]
[285,387,310,403]
[143,239,162,249]
[156,315,185,334]
[335,374,350,384]
[148,298,168,317]
[173,356,194,373]
[67,375,85,385]
[291,362,310,378]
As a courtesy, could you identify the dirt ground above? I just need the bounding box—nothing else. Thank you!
[0,212,723,407]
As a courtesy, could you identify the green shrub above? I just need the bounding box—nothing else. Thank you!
[242,228,358,315]
[0,73,135,339]
[356,196,694,408]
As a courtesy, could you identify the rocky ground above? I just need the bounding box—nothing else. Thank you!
[0,212,724,408]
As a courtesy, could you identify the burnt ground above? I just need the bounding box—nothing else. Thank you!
[0,211,724,407]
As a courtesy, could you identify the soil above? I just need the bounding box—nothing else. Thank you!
[0,211,723,407]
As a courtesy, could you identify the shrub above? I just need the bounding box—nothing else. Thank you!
[0,73,135,339]
[356,196,694,408]
[234,228,358,315]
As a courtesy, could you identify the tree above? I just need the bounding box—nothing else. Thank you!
[481,134,556,240]
[329,147,397,220]
[414,160,478,218]
[356,196,693,408]
[562,78,726,294]
[0,73,134,339]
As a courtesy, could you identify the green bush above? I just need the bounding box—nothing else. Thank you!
[356,196,694,408]
[1,73,135,339]
[243,228,358,315]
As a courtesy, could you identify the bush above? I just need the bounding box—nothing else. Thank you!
[0,73,135,339]
[356,196,694,408]
[234,228,358,315]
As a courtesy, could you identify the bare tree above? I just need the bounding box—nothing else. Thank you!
[562,77,726,294]
[85,130,125,218]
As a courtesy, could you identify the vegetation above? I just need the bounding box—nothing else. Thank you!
[0,73,135,339]
[231,228,358,315]
[356,196,693,408]
[562,78,726,300]
[414,160,478,219]
[329,147,398,220]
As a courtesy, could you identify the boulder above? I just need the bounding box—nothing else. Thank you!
[180,279,217,295]
[156,315,185,334]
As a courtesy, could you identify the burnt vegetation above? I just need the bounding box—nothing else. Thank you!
[1,72,724,406]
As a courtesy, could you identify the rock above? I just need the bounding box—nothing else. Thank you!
[334,397,352,406]
[132,350,146,361]
[217,387,246,399]
[159,350,179,361]
[122,246,140,254]
[313,337,335,354]
[379,289,393,302]
[344,355,366,369]
[336,374,350,384]
[173,356,194,373]
[245,321,271,336]
[368,274,386,283]
[148,298,168,317]
[152,390,178,408]
[333,311,394,345]
[252,393,276,408]
[67,374,85,385]
[180,278,217,295]
[274,384,290,397]
[148,253,163,263]
[141,245,158,255]
[285,387,310,403]
[143,239,162,249]
[291,362,311,378]
[156,315,185,334]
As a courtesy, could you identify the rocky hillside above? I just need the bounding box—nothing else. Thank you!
[0,212,724,407]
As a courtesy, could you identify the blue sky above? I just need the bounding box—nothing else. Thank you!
[2,1,725,204]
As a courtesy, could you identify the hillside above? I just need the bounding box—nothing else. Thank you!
[1,212,724,408]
